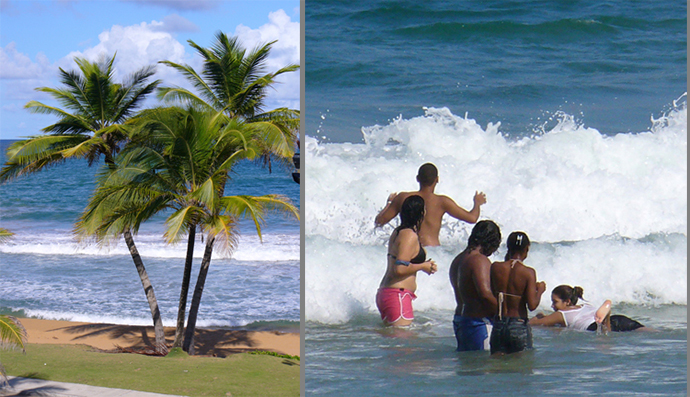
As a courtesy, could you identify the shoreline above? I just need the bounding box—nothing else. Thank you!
[16,317,300,357]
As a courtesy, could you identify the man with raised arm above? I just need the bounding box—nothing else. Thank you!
[375,163,487,246]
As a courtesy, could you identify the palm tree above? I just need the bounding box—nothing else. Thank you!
[0,231,25,386]
[157,33,300,351]
[78,106,299,353]
[0,315,27,387]
[157,31,299,171]
[1,54,160,177]
[0,55,168,352]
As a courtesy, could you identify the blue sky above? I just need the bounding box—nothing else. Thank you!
[0,0,300,139]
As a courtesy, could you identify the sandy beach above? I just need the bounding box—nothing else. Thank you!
[18,318,299,357]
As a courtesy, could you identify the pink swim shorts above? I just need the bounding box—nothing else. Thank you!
[376,287,417,324]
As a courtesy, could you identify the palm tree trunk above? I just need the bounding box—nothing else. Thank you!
[173,225,195,348]
[182,235,215,354]
[123,229,168,354]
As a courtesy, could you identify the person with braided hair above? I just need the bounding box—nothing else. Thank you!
[530,285,646,332]
[489,231,546,355]
[449,220,502,351]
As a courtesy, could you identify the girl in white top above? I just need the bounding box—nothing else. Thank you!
[530,285,645,332]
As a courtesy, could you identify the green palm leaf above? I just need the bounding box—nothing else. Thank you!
[219,194,298,242]
[2,53,161,181]
[0,228,13,243]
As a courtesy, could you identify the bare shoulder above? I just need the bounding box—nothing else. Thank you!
[396,191,415,200]
[437,194,455,202]
[491,260,507,273]
[518,263,537,277]
[436,194,457,206]
[467,252,491,269]
[395,228,418,243]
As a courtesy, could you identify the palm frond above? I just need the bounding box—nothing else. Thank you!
[202,214,239,255]
[164,205,204,244]
[24,101,92,131]
[158,61,219,107]
[0,228,13,243]
[0,135,91,182]
[220,194,298,241]
[247,120,296,159]
[0,315,27,352]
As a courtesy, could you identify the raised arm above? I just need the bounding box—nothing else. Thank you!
[375,193,403,227]
[442,191,486,224]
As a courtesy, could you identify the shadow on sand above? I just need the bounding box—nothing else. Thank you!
[52,323,290,358]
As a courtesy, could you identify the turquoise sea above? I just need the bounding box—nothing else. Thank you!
[0,140,300,332]
[305,0,686,395]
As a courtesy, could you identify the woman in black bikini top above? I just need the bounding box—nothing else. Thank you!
[376,195,437,326]
[387,229,426,265]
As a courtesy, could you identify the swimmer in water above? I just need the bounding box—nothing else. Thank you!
[530,285,646,332]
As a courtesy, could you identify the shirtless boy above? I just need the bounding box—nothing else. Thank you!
[489,231,546,355]
[449,220,501,351]
[374,163,486,246]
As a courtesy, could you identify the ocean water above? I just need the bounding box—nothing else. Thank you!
[304,0,686,395]
[0,140,300,331]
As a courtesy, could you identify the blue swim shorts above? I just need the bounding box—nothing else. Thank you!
[453,315,493,351]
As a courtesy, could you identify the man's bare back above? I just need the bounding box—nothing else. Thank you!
[374,163,486,246]
[450,248,497,318]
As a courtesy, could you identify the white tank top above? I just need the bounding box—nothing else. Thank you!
[559,303,597,330]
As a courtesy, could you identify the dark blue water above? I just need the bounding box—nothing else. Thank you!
[306,0,686,143]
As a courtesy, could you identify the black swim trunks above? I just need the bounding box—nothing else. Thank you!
[586,315,644,332]
[490,317,533,354]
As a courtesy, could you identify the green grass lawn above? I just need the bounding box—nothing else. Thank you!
[2,344,300,397]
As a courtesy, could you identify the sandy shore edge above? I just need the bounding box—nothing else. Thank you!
[16,317,300,357]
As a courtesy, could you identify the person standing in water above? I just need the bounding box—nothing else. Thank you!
[375,163,487,246]
[489,231,546,355]
[449,220,501,351]
[376,195,438,326]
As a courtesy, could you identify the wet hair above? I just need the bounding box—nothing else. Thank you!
[552,285,585,306]
[505,231,530,261]
[416,163,438,187]
[396,195,425,233]
[467,220,501,256]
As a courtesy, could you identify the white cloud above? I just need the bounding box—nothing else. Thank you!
[0,42,51,79]
[234,9,300,110]
[0,43,54,104]
[59,21,197,92]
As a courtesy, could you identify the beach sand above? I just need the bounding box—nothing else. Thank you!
[18,318,299,357]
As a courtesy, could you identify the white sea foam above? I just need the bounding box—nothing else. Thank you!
[305,96,687,323]
[0,231,299,262]
[20,309,288,328]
